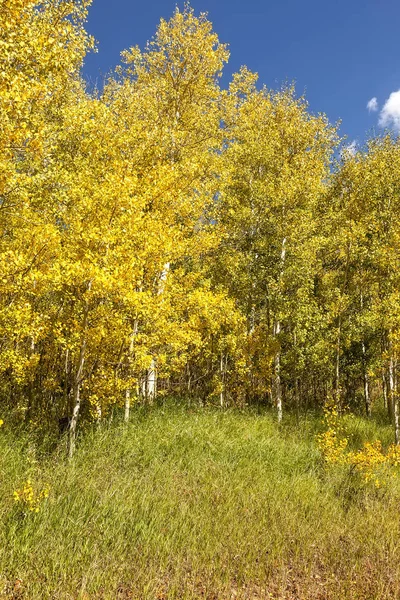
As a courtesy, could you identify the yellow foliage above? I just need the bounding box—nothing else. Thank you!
[318,404,400,487]
[3,0,399,452]
[13,479,50,513]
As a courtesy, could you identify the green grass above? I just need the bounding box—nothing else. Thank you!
[1,405,400,599]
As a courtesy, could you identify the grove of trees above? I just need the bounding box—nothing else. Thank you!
[2,0,400,454]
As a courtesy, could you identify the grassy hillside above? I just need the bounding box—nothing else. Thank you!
[1,406,400,599]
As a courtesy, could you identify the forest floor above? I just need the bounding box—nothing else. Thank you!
[1,404,400,600]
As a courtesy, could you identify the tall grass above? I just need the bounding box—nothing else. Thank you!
[1,405,400,599]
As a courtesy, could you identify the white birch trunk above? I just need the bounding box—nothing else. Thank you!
[63,348,69,418]
[381,334,392,420]
[159,263,170,293]
[335,243,351,409]
[272,237,286,422]
[389,354,400,444]
[335,320,341,407]
[382,371,388,411]
[68,282,91,458]
[125,319,138,423]
[362,339,371,417]
[360,292,371,417]
[142,263,170,404]
[273,319,283,423]
[69,337,86,458]
[124,388,131,423]
[220,352,225,408]
[142,358,157,403]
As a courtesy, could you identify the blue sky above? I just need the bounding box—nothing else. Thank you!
[83,0,400,148]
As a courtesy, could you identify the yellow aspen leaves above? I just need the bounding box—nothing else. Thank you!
[1,1,400,452]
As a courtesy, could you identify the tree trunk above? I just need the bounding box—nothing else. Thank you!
[273,320,283,423]
[220,352,227,408]
[125,319,138,423]
[69,335,86,458]
[142,262,170,405]
[389,355,399,444]
[68,282,91,458]
[124,388,131,423]
[335,242,351,410]
[360,294,371,417]
[382,371,388,410]
[335,319,341,408]
[362,340,371,417]
[147,358,157,403]
[272,237,286,422]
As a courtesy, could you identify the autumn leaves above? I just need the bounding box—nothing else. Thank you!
[1,1,400,453]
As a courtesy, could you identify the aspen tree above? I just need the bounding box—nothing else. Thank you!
[328,137,400,431]
[213,73,337,415]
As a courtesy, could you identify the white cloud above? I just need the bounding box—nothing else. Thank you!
[341,140,357,160]
[367,97,378,112]
[379,90,400,131]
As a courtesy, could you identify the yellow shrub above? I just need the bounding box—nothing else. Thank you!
[318,404,400,487]
[13,480,49,514]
